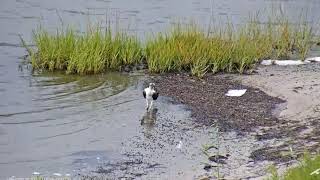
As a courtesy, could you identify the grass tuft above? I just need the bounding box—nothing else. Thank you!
[267,153,320,180]
[29,26,143,75]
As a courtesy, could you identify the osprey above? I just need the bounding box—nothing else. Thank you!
[143,83,159,111]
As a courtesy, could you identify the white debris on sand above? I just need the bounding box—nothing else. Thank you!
[260,60,274,65]
[275,60,307,66]
[261,57,320,66]
[32,172,40,175]
[260,59,307,66]
[53,173,62,176]
[226,89,247,97]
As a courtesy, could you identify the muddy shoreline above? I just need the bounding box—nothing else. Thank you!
[152,73,285,133]
[78,64,320,179]
[144,64,320,177]
[151,73,299,168]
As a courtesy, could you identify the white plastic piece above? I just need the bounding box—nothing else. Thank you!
[53,173,62,176]
[226,89,247,97]
[261,59,311,66]
[275,60,306,66]
[32,172,40,175]
[262,57,320,66]
[260,60,274,65]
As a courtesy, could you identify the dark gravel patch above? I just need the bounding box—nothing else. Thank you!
[250,145,295,163]
[152,73,285,133]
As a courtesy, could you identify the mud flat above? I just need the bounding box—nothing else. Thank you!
[239,64,320,174]
[78,72,284,179]
[151,73,284,179]
[150,64,320,179]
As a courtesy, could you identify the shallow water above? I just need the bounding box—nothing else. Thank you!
[0,66,140,177]
[1,0,320,178]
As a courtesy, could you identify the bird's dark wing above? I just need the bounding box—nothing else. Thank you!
[143,90,146,99]
[152,92,159,100]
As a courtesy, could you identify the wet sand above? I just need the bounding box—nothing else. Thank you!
[240,64,320,173]
[78,84,215,179]
[241,64,320,122]
[147,63,320,179]
[76,72,285,180]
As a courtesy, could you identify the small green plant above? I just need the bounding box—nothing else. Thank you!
[266,153,320,180]
[201,127,225,179]
[267,165,280,180]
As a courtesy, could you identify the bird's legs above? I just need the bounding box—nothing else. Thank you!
[149,100,153,111]
[146,99,149,110]
[146,99,154,112]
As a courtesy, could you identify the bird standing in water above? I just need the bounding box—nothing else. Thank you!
[143,83,159,111]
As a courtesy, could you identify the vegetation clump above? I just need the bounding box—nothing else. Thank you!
[30,27,143,74]
[267,153,320,180]
[24,15,316,77]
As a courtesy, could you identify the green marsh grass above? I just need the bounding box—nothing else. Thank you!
[29,26,143,74]
[24,14,317,77]
[267,153,320,180]
[145,15,316,77]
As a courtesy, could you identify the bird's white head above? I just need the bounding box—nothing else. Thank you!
[149,83,155,89]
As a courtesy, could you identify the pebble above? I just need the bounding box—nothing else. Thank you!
[176,141,182,149]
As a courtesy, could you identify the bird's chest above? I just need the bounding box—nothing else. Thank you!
[145,89,154,99]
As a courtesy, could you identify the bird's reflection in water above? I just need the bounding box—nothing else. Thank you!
[140,108,158,138]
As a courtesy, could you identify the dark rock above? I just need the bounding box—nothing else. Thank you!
[203,164,215,171]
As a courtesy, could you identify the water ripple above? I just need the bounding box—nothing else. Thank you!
[0,118,55,125]
[0,42,22,48]
[0,105,74,118]
[36,127,90,141]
